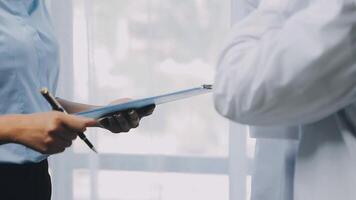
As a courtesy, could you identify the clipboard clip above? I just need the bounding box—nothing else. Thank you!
[202,84,213,90]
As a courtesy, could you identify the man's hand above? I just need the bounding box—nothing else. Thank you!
[98,98,155,133]
[10,112,97,154]
[55,97,155,134]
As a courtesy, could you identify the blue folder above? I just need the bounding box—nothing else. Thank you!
[75,84,213,119]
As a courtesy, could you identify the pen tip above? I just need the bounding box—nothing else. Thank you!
[92,147,98,153]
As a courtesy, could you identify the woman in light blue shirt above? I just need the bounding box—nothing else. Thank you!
[0,1,154,199]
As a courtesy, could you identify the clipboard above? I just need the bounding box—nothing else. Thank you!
[75,84,213,119]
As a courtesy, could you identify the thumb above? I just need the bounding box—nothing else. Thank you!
[62,114,98,131]
[74,116,98,127]
[83,118,99,127]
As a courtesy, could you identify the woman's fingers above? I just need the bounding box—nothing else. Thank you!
[53,135,72,148]
[54,129,77,141]
[60,113,98,132]
[43,134,73,154]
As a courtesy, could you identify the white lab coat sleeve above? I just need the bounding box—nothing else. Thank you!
[214,0,356,126]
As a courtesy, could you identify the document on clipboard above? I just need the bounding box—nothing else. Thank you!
[75,84,213,119]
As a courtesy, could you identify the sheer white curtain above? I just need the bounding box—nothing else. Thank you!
[48,0,254,200]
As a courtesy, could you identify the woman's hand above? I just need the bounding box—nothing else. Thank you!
[8,112,97,154]
[98,98,155,133]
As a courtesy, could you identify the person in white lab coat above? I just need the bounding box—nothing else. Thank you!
[229,1,301,200]
[214,0,356,200]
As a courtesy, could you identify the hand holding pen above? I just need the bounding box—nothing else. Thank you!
[6,110,97,154]
[41,88,98,153]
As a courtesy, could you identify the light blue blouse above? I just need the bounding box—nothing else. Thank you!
[0,0,59,163]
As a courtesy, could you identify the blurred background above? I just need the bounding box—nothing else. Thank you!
[48,0,255,199]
